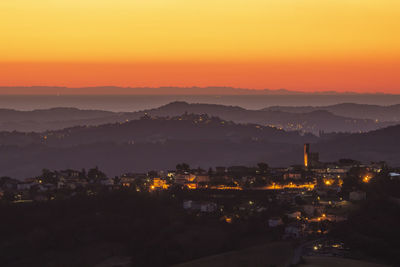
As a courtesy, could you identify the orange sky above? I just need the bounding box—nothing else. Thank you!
[1,0,400,94]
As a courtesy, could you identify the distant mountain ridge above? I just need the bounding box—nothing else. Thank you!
[1,86,398,95]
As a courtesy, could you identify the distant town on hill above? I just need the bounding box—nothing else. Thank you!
[0,111,400,178]
[1,101,399,133]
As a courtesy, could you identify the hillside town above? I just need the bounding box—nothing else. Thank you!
[1,144,399,262]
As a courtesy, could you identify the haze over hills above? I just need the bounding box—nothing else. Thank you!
[0,102,397,134]
[0,108,118,132]
[0,114,313,178]
[265,103,400,122]
[315,124,400,165]
[134,102,395,134]
[0,114,314,147]
[0,114,399,178]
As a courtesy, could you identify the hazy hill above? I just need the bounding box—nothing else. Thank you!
[0,102,395,134]
[314,124,400,165]
[265,103,400,122]
[0,115,313,178]
[134,102,393,134]
[0,114,399,178]
[0,108,119,132]
[0,114,314,147]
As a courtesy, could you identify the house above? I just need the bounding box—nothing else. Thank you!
[215,167,227,174]
[120,176,139,187]
[174,174,196,185]
[200,202,217,212]
[283,172,302,180]
[326,214,347,222]
[17,182,35,191]
[268,217,283,227]
[349,191,367,201]
[303,205,315,216]
[195,175,210,183]
[167,171,176,178]
[287,211,301,219]
[389,172,400,179]
[100,178,114,186]
[185,183,197,190]
[151,178,169,190]
[284,223,304,238]
[0,177,18,190]
[183,200,193,209]
[183,200,217,212]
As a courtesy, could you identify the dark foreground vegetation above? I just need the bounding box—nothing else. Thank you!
[330,175,400,265]
[1,168,400,266]
[0,190,278,267]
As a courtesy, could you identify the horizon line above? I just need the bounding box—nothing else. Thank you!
[0,86,399,96]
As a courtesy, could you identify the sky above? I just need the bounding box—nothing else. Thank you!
[0,0,399,94]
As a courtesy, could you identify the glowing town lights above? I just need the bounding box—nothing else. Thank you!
[186,183,198,190]
[265,183,316,190]
[363,175,373,183]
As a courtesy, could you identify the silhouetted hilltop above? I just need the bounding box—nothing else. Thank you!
[138,102,394,134]
[1,102,394,133]
[0,114,314,147]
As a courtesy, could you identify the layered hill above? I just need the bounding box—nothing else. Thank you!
[265,103,400,122]
[0,113,399,179]
[0,115,314,178]
[0,114,314,147]
[0,102,396,134]
[315,124,400,165]
[138,102,392,134]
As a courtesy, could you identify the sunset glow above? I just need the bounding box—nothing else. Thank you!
[1,0,400,93]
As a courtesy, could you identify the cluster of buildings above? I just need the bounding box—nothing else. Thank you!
[0,144,396,245]
[0,144,388,202]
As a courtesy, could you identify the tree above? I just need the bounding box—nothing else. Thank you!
[41,169,56,184]
[147,170,158,178]
[81,168,87,179]
[88,167,107,181]
[176,163,190,173]
[257,162,269,174]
